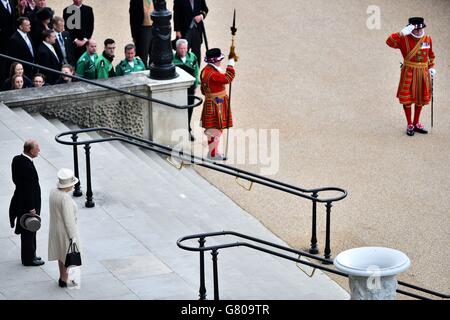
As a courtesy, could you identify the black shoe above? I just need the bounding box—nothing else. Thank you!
[406,124,415,136]
[58,279,67,288]
[23,260,45,266]
[414,123,428,134]
[34,256,42,261]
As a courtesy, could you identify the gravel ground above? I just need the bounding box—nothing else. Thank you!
[48,0,450,297]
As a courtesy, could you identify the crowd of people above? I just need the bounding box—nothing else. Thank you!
[0,0,223,146]
[0,0,90,90]
[0,0,210,91]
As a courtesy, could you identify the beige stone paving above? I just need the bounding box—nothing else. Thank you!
[47,0,450,296]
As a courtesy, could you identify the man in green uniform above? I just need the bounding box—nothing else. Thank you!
[115,44,146,76]
[75,39,98,80]
[95,38,116,79]
[173,38,199,141]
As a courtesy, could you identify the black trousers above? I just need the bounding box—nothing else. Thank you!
[21,229,37,264]
[137,26,153,68]
[184,26,203,67]
[188,87,195,132]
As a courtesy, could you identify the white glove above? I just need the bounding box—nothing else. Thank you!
[227,58,235,67]
[429,68,436,77]
[400,24,415,36]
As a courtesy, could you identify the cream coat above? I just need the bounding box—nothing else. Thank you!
[48,188,81,262]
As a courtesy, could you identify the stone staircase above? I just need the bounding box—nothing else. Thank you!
[0,102,349,300]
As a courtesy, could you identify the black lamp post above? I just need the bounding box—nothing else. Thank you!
[149,0,178,80]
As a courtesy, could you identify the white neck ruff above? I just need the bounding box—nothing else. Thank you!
[411,30,425,38]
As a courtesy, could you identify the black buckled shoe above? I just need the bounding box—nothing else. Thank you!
[23,260,45,266]
[414,123,428,134]
[406,124,415,136]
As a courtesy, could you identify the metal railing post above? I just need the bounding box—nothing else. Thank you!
[198,237,207,300]
[84,144,95,208]
[324,202,333,262]
[309,192,319,254]
[71,133,83,197]
[211,249,219,300]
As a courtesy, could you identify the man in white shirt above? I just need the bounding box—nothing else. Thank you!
[36,29,61,84]
[7,17,36,79]
[10,139,44,267]
[52,16,75,65]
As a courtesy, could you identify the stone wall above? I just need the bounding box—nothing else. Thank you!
[0,69,195,142]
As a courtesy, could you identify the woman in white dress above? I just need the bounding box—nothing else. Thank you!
[48,168,81,288]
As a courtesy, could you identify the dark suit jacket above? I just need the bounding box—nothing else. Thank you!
[63,4,94,41]
[7,31,35,79]
[0,0,16,52]
[30,23,48,49]
[36,42,61,85]
[9,154,41,235]
[173,0,208,38]
[0,0,16,82]
[53,30,75,66]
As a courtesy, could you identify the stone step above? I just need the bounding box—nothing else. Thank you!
[123,141,245,210]
[124,144,220,207]
[106,140,227,230]
[0,106,69,172]
[55,122,216,233]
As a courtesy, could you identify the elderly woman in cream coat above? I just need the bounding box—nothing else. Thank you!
[48,168,81,288]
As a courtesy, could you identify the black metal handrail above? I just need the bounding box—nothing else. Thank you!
[177,231,450,301]
[0,53,203,109]
[55,127,347,259]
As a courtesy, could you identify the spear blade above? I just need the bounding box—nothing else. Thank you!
[230,9,237,35]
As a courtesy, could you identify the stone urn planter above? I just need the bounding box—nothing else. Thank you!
[334,247,411,300]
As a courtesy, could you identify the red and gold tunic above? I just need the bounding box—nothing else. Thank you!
[200,64,236,130]
[386,32,435,106]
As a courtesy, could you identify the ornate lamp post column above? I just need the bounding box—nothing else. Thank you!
[149,0,178,80]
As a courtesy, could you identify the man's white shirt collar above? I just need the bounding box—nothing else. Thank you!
[22,153,33,162]
[17,29,29,39]
[208,63,223,73]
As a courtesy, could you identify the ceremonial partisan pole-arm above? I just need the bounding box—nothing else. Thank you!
[224,9,238,160]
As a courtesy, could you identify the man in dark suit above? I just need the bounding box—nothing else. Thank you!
[63,0,94,63]
[173,0,208,66]
[52,16,75,66]
[129,0,153,69]
[0,0,16,83]
[26,0,48,36]
[7,16,35,79]
[36,29,61,84]
[9,140,44,267]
